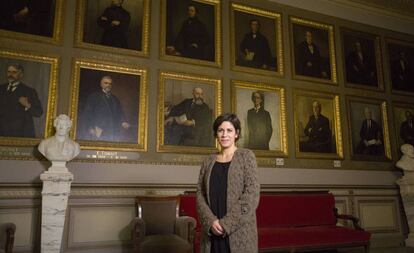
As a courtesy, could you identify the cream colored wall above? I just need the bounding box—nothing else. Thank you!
[0,0,413,252]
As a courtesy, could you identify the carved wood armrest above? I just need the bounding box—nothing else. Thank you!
[130,217,146,252]
[334,207,363,230]
[175,216,196,244]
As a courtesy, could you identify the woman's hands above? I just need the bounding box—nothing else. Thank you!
[211,219,224,236]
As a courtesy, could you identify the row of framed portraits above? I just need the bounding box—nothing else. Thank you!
[0,50,413,162]
[1,0,413,95]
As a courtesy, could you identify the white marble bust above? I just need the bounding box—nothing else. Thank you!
[396,144,414,172]
[38,114,80,162]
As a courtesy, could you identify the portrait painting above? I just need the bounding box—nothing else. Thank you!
[0,50,58,146]
[293,89,343,159]
[386,38,414,94]
[231,80,287,157]
[161,0,221,67]
[69,59,148,151]
[75,0,150,56]
[157,71,221,154]
[290,17,337,84]
[393,103,414,155]
[230,3,283,76]
[341,29,383,90]
[346,97,391,161]
[0,0,64,43]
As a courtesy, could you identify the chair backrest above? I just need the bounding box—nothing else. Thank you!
[135,196,180,235]
[0,223,16,253]
[256,191,336,228]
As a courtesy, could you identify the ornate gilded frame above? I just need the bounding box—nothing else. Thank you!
[157,71,222,154]
[293,89,343,159]
[385,37,414,95]
[69,58,148,151]
[340,28,384,91]
[160,0,222,68]
[392,102,414,156]
[289,16,337,85]
[74,0,150,57]
[346,96,392,161]
[0,0,64,45]
[0,49,59,147]
[230,80,287,157]
[230,3,283,76]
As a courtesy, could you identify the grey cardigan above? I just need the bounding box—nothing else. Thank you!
[196,148,260,253]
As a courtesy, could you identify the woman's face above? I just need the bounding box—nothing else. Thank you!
[216,121,238,149]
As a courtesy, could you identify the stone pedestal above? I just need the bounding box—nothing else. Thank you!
[397,172,414,247]
[40,162,74,253]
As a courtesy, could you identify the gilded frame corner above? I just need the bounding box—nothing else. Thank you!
[230,80,288,157]
[157,71,222,154]
[69,58,148,152]
[289,16,337,85]
[293,89,343,159]
[230,3,284,77]
[340,28,384,91]
[0,49,59,147]
[74,0,151,57]
[159,0,222,68]
[346,95,392,161]
[0,0,65,45]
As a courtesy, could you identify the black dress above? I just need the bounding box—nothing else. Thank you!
[209,161,231,253]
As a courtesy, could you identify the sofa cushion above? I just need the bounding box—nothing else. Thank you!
[257,193,337,228]
[258,226,371,250]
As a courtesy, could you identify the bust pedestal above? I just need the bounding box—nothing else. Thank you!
[40,162,73,253]
[398,173,414,247]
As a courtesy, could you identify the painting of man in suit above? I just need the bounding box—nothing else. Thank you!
[76,69,139,143]
[165,0,215,62]
[0,63,43,138]
[355,107,383,156]
[344,35,378,87]
[246,91,272,150]
[389,46,414,93]
[0,0,56,37]
[82,0,145,51]
[400,110,414,146]
[300,101,332,153]
[164,87,213,147]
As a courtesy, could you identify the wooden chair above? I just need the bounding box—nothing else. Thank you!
[0,223,16,253]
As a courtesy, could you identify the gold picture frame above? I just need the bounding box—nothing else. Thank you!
[392,102,414,156]
[340,28,384,91]
[293,89,343,159]
[160,0,222,68]
[0,0,64,45]
[290,16,337,85]
[346,96,392,161]
[231,80,288,157]
[230,3,283,76]
[157,71,222,154]
[69,58,148,151]
[74,0,150,57]
[0,49,59,147]
[385,37,414,95]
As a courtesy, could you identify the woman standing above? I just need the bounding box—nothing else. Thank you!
[196,113,260,253]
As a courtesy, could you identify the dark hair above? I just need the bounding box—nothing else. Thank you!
[249,19,260,26]
[251,91,264,107]
[187,5,198,13]
[213,113,241,141]
[8,63,24,73]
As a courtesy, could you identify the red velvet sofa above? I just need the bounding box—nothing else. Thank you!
[179,191,371,253]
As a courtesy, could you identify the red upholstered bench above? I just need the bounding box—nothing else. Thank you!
[180,191,371,253]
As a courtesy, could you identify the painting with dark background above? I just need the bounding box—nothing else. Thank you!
[388,41,414,93]
[393,105,414,153]
[234,10,278,71]
[165,0,215,62]
[82,0,144,51]
[0,0,56,37]
[342,32,379,88]
[292,24,331,80]
[0,56,51,138]
[76,68,139,143]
